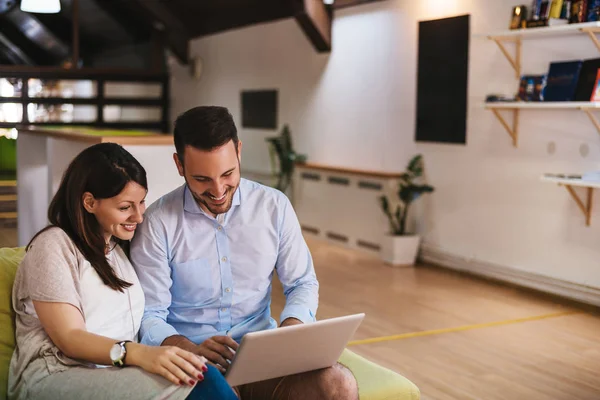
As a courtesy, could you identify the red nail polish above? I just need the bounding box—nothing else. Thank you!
[178,380,183,385]
[198,374,204,381]
[189,379,195,386]
[202,365,208,372]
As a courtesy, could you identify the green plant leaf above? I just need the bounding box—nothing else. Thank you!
[394,204,402,235]
[407,154,423,176]
[379,195,390,214]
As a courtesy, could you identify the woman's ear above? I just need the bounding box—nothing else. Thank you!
[82,192,96,214]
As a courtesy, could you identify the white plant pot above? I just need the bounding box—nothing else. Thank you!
[381,235,421,266]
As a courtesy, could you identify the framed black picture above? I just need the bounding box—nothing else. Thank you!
[415,14,469,145]
[241,89,278,129]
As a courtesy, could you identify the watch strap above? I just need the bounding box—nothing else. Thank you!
[112,340,132,368]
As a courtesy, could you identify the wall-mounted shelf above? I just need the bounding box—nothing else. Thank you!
[481,21,600,78]
[485,102,600,147]
[541,174,600,226]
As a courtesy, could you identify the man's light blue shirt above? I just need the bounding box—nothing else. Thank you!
[130,178,319,346]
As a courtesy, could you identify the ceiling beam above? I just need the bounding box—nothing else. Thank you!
[1,7,71,65]
[189,5,293,37]
[333,0,386,9]
[294,0,332,52]
[91,0,152,42]
[115,0,190,64]
[0,32,34,65]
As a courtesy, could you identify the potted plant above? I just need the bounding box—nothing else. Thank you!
[378,154,434,266]
[265,125,307,193]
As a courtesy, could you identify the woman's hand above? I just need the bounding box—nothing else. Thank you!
[31,301,206,386]
[128,343,208,386]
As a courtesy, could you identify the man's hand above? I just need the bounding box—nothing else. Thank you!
[162,334,239,374]
[280,317,303,327]
[194,335,239,374]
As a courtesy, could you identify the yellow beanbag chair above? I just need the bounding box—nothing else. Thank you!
[339,349,420,400]
[0,247,24,400]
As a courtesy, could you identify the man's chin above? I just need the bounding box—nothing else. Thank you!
[203,198,233,215]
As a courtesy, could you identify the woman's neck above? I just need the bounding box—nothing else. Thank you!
[104,235,113,254]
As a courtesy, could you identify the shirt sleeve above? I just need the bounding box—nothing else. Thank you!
[130,214,179,346]
[16,228,83,315]
[275,194,319,325]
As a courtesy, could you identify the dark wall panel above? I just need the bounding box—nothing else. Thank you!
[241,89,278,129]
[416,15,469,145]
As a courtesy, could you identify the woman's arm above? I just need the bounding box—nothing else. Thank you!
[33,301,208,386]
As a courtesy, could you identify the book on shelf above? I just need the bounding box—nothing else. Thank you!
[544,172,600,183]
[543,60,583,101]
[549,0,564,18]
[590,69,600,101]
[570,0,587,23]
[526,17,569,27]
[543,173,583,179]
[524,0,569,27]
[573,58,600,101]
[518,75,546,101]
[560,0,571,19]
[588,0,600,21]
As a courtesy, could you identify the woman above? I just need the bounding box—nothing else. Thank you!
[8,143,237,400]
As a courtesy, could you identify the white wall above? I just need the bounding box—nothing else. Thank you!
[169,0,600,290]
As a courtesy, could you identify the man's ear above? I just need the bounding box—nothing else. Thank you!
[173,153,184,177]
[82,192,96,214]
[237,140,243,163]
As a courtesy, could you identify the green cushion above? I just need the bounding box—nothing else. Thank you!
[0,247,24,400]
[339,349,420,400]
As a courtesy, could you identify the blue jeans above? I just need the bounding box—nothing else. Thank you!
[186,364,237,400]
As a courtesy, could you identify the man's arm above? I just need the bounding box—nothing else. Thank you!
[275,195,319,326]
[131,213,239,372]
[130,215,179,346]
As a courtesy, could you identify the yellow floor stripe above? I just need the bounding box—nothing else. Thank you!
[0,180,17,187]
[0,194,17,201]
[348,310,578,346]
[0,211,17,219]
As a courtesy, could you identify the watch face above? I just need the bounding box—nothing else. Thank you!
[110,343,123,362]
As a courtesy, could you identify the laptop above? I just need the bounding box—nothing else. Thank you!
[225,313,365,387]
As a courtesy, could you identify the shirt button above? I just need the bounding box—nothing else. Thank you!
[225,287,231,293]
[217,226,223,231]
[222,256,228,262]
[221,308,227,312]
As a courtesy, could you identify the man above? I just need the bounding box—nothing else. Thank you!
[130,106,358,399]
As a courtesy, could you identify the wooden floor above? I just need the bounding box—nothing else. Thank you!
[0,228,17,248]
[2,228,599,399]
[271,239,600,400]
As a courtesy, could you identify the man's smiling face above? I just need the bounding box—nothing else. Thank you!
[174,139,242,217]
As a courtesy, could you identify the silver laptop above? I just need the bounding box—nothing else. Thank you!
[225,313,365,387]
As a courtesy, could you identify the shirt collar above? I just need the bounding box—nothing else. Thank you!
[183,181,242,216]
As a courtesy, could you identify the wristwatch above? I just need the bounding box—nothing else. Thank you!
[109,340,131,367]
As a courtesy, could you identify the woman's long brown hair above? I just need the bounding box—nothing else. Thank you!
[28,142,148,292]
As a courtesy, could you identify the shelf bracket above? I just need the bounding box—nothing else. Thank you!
[561,185,594,226]
[581,107,600,136]
[581,27,600,52]
[491,37,521,78]
[491,108,520,147]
